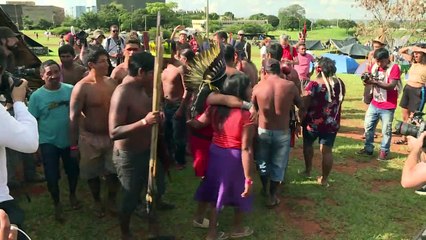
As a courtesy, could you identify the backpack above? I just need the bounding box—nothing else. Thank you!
[106,37,125,53]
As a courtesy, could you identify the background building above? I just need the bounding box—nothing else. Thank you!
[96,0,165,11]
[1,1,64,29]
[72,6,86,18]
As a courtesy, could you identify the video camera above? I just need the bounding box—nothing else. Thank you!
[361,72,379,83]
[394,111,426,148]
[75,30,88,47]
[0,66,36,103]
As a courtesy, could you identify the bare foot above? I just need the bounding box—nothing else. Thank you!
[317,176,330,187]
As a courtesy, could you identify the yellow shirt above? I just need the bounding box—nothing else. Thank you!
[407,63,426,87]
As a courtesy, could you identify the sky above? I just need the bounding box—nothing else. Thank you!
[0,0,371,20]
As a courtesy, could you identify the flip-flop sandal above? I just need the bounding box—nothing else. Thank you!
[193,218,220,228]
[206,231,229,240]
[230,227,254,239]
[193,218,209,229]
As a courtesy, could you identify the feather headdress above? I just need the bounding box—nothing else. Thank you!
[186,44,227,118]
[185,44,226,92]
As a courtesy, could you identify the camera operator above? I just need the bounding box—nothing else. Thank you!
[0,45,38,238]
[0,27,20,72]
[103,25,125,68]
[401,132,426,189]
[357,48,401,161]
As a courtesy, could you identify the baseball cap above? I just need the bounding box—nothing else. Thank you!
[238,30,245,35]
[0,27,20,38]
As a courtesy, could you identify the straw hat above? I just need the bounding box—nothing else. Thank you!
[372,35,387,45]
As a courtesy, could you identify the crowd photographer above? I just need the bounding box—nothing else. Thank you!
[357,48,401,161]
[0,42,38,239]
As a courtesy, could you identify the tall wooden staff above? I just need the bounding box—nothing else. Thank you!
[146,11,163,216]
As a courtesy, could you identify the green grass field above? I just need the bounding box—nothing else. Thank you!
[14,29,424,240]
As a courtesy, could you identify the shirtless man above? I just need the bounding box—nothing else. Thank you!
[253,58,304,207]
[110,38,142,84]
[70,46,119,218]
[223,44,258,86]
[58,44,87,85]
[162,46,192,169]
[109,52,174,240]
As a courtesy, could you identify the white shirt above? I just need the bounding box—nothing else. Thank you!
[260,46,267,58]
[0,102,38,202]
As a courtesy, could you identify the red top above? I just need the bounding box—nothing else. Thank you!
[192,104,213,139]
[368,64,401,110]
[281,45,298,61]
[211,108,253,149]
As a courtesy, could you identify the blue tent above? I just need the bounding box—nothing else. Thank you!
[322,53,359,74]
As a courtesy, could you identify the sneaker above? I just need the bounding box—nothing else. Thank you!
[356,148,373,156]
[377,150,389,161]
[415,185,426,196]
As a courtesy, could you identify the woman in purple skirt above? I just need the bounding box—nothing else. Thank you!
[190,74,256,240]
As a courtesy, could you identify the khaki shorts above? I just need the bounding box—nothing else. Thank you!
[79,131,115,180]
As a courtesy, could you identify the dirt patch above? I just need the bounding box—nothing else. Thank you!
[325,198,338,206]
[370,179,399,193]
[277,197,336,239]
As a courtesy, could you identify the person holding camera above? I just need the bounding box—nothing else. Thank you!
[357,48,401,161]
[0,46,38,238]
[395,44,426,145]
[0,27,19,71]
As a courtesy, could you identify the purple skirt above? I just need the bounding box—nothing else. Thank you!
[195,143,253,212]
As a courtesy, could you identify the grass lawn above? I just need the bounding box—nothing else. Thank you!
[14,29,423,240]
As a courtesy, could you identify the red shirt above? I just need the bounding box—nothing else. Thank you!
[211,108,253,149]
[369,64,401,110]
[281,44,298,61]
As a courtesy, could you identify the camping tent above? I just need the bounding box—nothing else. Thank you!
[338,43,371,57]
[288,40,325,50]
[305,40,325,50]
[0,6,43,89]
[322,53,359,74]
[355,60,368,75]
[328,38,359,49]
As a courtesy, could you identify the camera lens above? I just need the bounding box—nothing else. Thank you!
[395,121,419,137]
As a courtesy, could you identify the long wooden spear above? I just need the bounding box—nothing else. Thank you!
[146,11,163,215]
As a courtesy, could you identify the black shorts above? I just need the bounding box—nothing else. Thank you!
[399,85,425,113]
[302,128,337,148]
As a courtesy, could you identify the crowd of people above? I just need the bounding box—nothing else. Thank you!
[0,22,425,240]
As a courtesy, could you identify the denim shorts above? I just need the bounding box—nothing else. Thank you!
[302,128,337,147]
[255,128,291,182]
